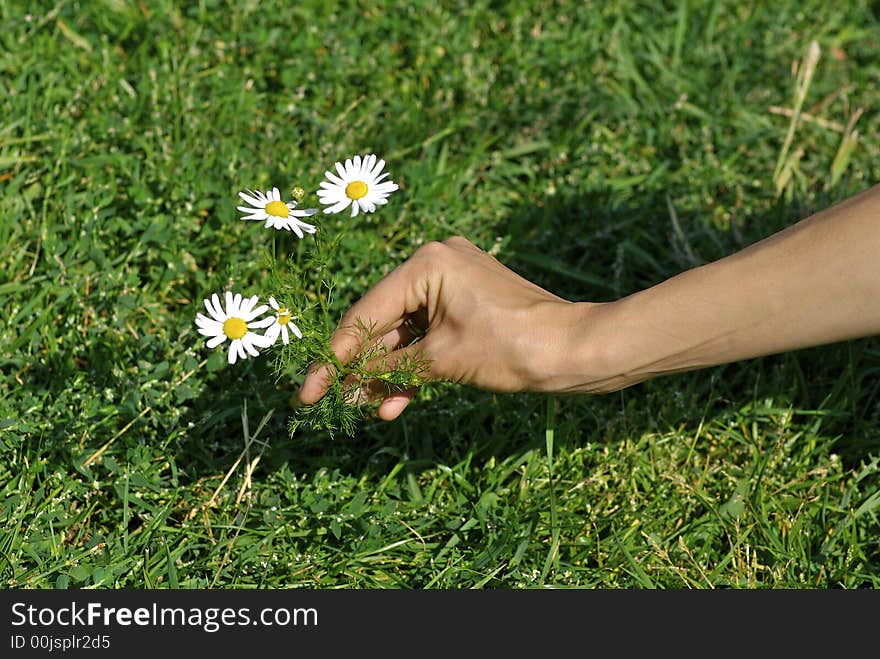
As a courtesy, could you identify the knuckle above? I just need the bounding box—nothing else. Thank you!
[421,239,447,254]
[443,235,472,249]
[415,240,448,260]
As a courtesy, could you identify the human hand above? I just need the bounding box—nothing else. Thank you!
[300,184,880,421]
[297,236,591,420]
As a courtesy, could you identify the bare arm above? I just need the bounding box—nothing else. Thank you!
[573,183,880,393]
[299,184,880,419]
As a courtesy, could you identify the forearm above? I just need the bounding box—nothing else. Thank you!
[561,184,880,394]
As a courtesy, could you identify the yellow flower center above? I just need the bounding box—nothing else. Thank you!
[345,181,368,200]
[222,317,248,340]
[265,200,290,218]
[277,308,292,326]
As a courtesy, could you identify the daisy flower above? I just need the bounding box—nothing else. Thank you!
[264,296,303,346]
[317,154,399,217]
[237,187,319,238]
[195,292,275,364]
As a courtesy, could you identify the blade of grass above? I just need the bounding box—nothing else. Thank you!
[773,40,821,194]
[540,396,560,583]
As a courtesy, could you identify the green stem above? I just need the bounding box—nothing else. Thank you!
[311,232,331,331]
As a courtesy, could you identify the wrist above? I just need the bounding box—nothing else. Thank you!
[529,300,630,394]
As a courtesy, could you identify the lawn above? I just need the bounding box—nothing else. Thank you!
[2,0,879,588]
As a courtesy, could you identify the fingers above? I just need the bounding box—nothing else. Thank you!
[352,340,428,420]
[299,304,426,400]
[298,325,416,405]
[299,244,440,405]
[377,389,416,420]
[298,238,462,410]
[297,362,336,405]
[339,382,418,420]
[329,249,433,362]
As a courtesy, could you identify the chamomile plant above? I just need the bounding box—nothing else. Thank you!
[194,154,428,437]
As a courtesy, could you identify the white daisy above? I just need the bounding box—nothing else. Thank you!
[317,154,399,217]
[237,187,319,238]
[264,296,303,346]
[195,291,275,364]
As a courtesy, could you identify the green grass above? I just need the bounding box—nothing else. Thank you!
[2,0,879,588]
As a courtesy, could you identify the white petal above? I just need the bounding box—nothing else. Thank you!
[207,334,226,349]
[317,190,346,203]
[241,295,257,315]
[252,331,275,348]
[208,293,224,320]
[293,207,319,217]
[270,187,281,201]
[265,324,281,344]
[238,190,264,207]
[295,219,317,234]
[249,315,275,329]
[196,315,221,331]
[280,324,290,345]
[324,170,345,186]
[242,335,260,357]
[237,205,267,214]
[335,161,347,181]
[268,296,279,310]
[324,199,352,214]
[290,321,303,339]
[369,158,386,178]
[350,202,359,217]
[364,154,377,173]
[243,304,269,322]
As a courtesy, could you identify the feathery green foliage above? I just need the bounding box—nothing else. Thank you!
[258,226,429,438]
